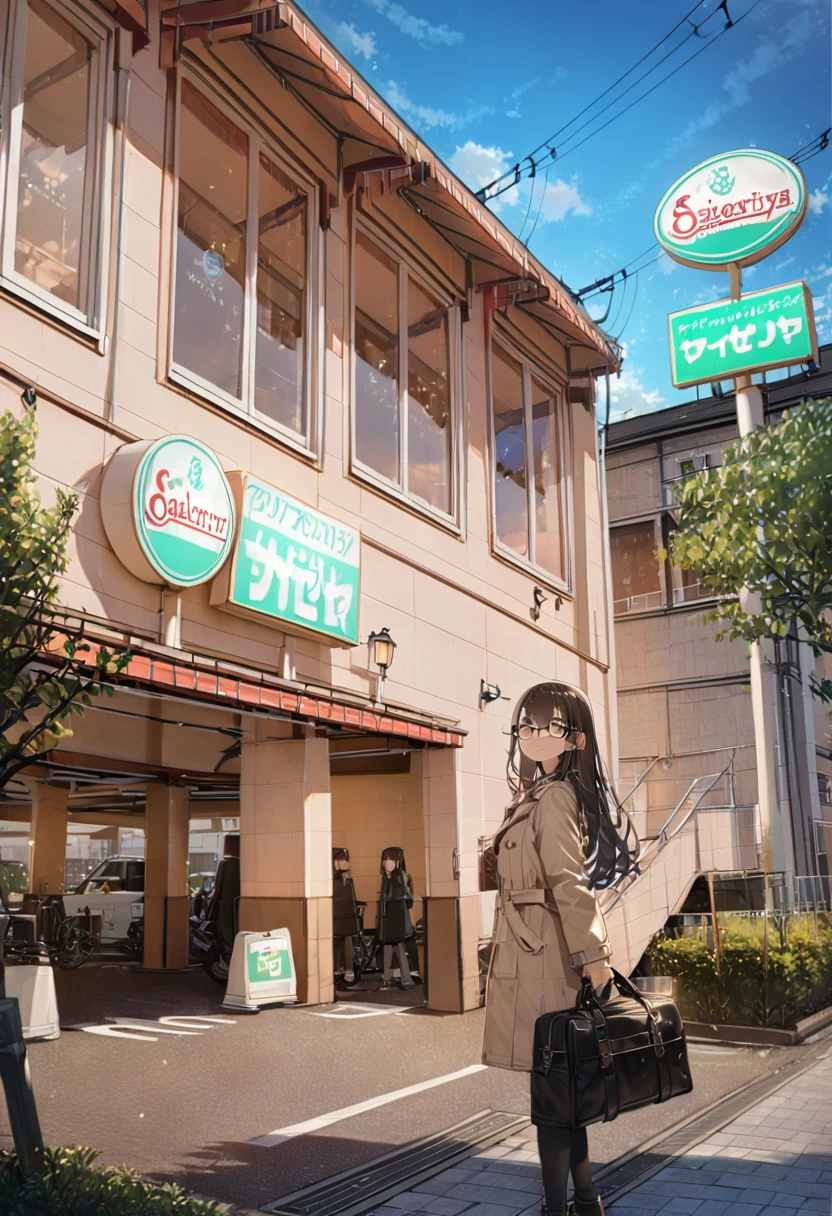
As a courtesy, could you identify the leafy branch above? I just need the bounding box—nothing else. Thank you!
[0,408,130,790]
[670,396,832,702]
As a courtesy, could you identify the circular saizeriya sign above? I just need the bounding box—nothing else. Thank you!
[654,150,807,270]
[101,436,235,588]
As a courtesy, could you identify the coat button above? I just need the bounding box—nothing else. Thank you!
[505,841,516,849]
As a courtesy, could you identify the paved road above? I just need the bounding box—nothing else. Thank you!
[0,967,819,1212]
[366,1048,832,1216]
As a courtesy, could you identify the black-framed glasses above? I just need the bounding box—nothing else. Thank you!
[514,719,572,741]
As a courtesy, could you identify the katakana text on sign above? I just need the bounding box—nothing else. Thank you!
[225,475,360,645]
[667,282,817,389]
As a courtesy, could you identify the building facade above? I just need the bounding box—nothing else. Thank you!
[0,0,619,1007]
[605,348,832,902]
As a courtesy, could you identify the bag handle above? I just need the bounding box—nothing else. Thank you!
[577,970,666,1060]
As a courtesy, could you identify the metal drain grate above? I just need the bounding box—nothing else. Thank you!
[261,1109,530,1216]
[596,1041,830,1205]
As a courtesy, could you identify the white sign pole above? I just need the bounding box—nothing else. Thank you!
[729,265,794,886]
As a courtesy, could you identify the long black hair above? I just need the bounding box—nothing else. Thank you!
[380,846,406,873]
[506,681,639,890]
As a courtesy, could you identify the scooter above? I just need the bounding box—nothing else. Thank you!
[190,848,240,984]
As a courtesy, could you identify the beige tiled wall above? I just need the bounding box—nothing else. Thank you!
[330,768,426,920]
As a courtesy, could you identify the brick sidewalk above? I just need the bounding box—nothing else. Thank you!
[368,1055,832,1216]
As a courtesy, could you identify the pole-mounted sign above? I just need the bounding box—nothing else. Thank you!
[654,149,807,270]
[668,282,818,390]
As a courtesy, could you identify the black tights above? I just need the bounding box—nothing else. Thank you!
[537,1124,596,1215]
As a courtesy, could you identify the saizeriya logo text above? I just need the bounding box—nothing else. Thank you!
[671,187,794,243]
[144,464,230,544]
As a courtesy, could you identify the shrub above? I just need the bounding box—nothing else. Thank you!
[648,920,832,1028]
[0,1146,221,1216]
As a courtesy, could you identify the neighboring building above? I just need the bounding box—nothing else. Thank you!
[0,0,620,1007]
[605,346,832,902]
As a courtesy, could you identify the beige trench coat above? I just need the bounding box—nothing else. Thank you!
[482,777,612,1072]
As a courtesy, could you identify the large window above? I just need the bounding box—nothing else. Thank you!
[610,520,663,615]
[0,0,111,332]
[352,226,457,520]
[171,78,318,452]
[490,338,568,585]
[610,514,710,615]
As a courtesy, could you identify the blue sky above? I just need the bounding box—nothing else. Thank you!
[301,0,831,419]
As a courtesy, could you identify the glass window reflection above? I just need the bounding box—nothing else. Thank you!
[255,154,307,437]
[15,0,94,311]
[354,231,400,485]
[407,278,451,514]
[531,377,565,580]
[173,81,247,400]
[492,344,528,557]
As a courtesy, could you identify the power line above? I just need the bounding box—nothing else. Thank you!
[477,0,731,205]
[790,127,831,165]
[543,0,762,176]
[613,270,641,342]
[573,127,831,306]
[476,0,713,202]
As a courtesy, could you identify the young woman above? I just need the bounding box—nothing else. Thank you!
[482,682,639,1216]
[377,846,415,990]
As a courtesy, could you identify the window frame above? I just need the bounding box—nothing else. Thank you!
[349,213,463,530]
[169,68,324,461]
[487,328,572,592]
[0,0,114,340]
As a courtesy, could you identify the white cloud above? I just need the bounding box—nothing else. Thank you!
[449,141,513,190]
[362,0,463,46]
[535,176,592,222]
[809,188,829,215]
[505,77,540,119]
[385,83,493,131]
[656,252,676,276]
[335,21,377,60]
[608,349,668,421]
[449,141,592,225]
[773,256,795,271]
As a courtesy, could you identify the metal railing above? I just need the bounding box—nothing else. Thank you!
[601,762,731,915]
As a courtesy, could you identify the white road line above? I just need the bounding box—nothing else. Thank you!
[248,1064,488,1147]
[305,1003,412,1019]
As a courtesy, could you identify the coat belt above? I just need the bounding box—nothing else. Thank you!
[496,888,557,955]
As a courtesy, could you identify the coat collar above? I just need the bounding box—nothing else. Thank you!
[495,774,569,852]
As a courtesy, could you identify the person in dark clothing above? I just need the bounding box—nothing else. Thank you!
[377,847,414,989]
[332,848,360,981]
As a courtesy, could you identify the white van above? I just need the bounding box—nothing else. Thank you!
[62,856,144,943]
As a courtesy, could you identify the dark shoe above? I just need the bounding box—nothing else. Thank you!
[568,1198,605,1216]
[541,1205,566,1216]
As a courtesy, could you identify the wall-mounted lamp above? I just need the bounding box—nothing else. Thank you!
[21,386,36,409]
[531,586,547,621]
[368,627,397,706]
[479,679,501,708]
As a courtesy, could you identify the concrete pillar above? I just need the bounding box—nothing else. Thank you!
[238,724,333,1005]
[143,784,190,970]
[30,783,68,895]
[422,748,480,1013]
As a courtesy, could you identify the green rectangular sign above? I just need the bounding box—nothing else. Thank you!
[223,474,359,645]
[668,281,817,389]
[246,938,292,986]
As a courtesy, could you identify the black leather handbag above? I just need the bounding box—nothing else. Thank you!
[531,970,693,1128]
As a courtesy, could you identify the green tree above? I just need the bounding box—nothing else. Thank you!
[671,396,832,702]
[0,406,128,790]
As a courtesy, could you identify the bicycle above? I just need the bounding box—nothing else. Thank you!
[1,895,96,970]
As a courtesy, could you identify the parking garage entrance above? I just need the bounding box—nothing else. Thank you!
[2,646,465,1013]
